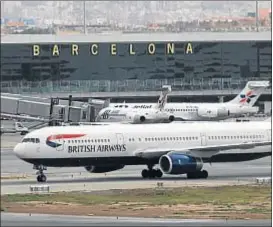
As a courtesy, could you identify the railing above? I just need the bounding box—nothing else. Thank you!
[1,78,271,94]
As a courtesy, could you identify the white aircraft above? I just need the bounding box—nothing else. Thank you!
[96,85,175,123]
[13,120,271,182]
[0,121,29,135]
[103,81,269,121]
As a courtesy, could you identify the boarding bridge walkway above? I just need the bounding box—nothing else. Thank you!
[1,94,104,123]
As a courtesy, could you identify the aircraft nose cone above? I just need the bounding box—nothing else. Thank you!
[13,143,23,158]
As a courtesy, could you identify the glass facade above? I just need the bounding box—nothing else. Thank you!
[1,41,271,83]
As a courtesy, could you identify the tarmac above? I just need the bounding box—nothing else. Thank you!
[1,213,272,227]
[1,146,271,194]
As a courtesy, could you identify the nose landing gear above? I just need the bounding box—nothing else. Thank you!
[33,165,47,182]
[37,174,47,182]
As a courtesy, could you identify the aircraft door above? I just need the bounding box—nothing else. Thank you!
[116,133,124,145]
[55,135,65,151]
[200,133,207,146]
[36,138,41,153]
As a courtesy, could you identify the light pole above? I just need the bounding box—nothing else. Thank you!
[83,1,86,34]
[256,1,259,32]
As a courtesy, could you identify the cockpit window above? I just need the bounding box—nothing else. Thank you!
[22,138,40,143]
[22,138,30,143]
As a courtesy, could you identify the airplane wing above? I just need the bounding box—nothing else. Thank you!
[134,141,272,159]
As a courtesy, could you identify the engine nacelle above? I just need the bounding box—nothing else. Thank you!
[125,112,146,123]
[85,165,125,173]
[126,111,175,124]
[159,154,203,175]
[168,115,175,122]
[197,107,230,118]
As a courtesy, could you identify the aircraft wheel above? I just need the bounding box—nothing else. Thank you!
[141,169,149,179]
[155,169,163,178]
[187,172,196,179]
[37,175,47,182]
[148,169,156,179]
[187,170,208,179]
[201,170,208,179]
[40,175,47,182]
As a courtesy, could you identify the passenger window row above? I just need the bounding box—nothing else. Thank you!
[128,133,265,143]
[208,134,264,140]
[22,138,40,143]
[166,108,198,112]
[129,136,199,142]
[67,139,111,144]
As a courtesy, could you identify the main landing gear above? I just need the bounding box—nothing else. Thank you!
[33,165,47,182]
[187,170,208,179]
[141,164,163,179]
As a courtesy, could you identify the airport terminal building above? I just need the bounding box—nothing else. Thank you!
[1,32,272,104]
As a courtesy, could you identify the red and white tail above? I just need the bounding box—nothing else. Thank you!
[228,81,270,106]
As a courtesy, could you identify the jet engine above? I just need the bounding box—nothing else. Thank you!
[125,111,175,124]
[159,153,203,175]
[197,107,230,118]
[124,112,145,123]
[85,164,125,173]
[168,115,175,122]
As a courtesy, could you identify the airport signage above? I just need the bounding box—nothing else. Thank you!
[32,42,194,57]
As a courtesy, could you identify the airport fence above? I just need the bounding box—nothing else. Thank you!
[1,78,271,94]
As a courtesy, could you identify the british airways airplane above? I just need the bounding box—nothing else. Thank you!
[97,81,269,122]
[13,120,271,182]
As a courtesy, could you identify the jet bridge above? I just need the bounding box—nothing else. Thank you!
[1,93,100,124]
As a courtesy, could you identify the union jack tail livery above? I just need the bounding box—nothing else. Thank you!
[228,81,270,106]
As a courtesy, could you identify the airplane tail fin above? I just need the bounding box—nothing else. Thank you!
[156,85,172,111]
[228,81,270,106]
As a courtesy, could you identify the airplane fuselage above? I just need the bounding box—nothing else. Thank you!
[108,102,258,121]
[14,121,271,168]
